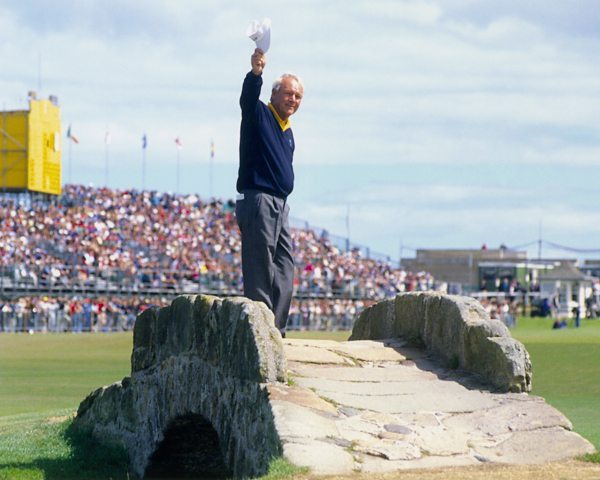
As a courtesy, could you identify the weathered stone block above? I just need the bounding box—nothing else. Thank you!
[167,295,195,354]
[485,337,532,392]
[350,298,395,340]
[131,307,157,372]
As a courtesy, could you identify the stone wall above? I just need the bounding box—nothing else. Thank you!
[350,292,532,393]
[73,295,287,479]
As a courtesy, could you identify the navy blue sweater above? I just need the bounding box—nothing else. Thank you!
[237,71,295,198]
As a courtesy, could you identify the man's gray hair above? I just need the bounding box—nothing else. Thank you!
[272,73,304,92]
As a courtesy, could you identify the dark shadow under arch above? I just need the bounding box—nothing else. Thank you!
[145,414,232,479]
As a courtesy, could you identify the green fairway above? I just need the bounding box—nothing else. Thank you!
[287,330,350,342]
[0,333,132,417]
[0,318,598,479]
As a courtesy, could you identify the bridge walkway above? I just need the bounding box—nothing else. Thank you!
[269,338,594,475]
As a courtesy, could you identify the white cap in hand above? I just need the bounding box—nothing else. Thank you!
[247,18,271,53]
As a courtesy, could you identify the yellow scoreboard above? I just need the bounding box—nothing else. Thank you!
[0,96,62,195]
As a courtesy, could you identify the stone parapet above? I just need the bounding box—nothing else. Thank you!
[349,292,532,392]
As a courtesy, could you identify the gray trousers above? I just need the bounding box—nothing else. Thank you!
[235,190,294,334]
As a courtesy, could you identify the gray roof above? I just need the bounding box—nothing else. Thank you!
[539,262,593,282]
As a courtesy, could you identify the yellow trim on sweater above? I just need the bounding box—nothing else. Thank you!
[268,103,291,132]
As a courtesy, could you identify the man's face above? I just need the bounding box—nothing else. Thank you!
[271,77,303,121]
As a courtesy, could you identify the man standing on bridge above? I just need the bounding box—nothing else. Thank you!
[236,47,304,338]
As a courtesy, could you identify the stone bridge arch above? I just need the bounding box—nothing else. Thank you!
[145,413,230,478]
[74,292,595,477]
[74,295,287,479]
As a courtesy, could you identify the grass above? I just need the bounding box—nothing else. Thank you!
[0,410,129,479]
[584,452,600,463]
[0,334,133,478]
[0,333,131,417]
[0,318,598,478]
[287,329,350,342]
[262,458,309,479]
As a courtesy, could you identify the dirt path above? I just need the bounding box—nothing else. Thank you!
[297,460,600,480]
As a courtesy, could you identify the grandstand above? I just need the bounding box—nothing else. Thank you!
[0,185,436,332]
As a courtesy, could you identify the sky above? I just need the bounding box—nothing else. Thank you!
[1,0,599,263]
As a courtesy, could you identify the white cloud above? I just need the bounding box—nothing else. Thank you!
[522,145,600,167]
[353,0,442,26]
[298,195,600,257]
[447,15,545,45]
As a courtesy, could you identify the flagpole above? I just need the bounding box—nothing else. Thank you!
[209,140,214,198]
[104,132,109,187]
[68,139,72,185]
[105,143,108,186]
[174,137,183,194]
[141,133,147,191]
[66,124,78,185]
[176,148,180,194]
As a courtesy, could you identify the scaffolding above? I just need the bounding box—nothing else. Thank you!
[0,93,61,196]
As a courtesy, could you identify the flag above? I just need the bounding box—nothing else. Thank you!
[210,140,215,159]
[175,137,182,150]
[66,125,79,144]
[142,133,147,150]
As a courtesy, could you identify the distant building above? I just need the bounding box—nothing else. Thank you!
[0,92,62,195]
[402,247,530,293]
[403,248,598,319]
[539,261,594,319]
[581,260,600,278]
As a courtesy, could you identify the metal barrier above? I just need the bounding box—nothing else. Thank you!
[0,293,377,334]
[0,264,242,298]
[0,263,395,333]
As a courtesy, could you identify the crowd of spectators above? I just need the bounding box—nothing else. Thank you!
[1,184,435,297]
[0,296,374,333]
[479,297,518,328]
[1,185,242,293]
[294,228,435,298]
[0,184,437,332]
[0,295,153,333]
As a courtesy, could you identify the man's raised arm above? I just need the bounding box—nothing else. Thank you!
[251,48,266,76]
[240,48,266,112]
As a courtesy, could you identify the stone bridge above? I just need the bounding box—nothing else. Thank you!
[73,293,595,478]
